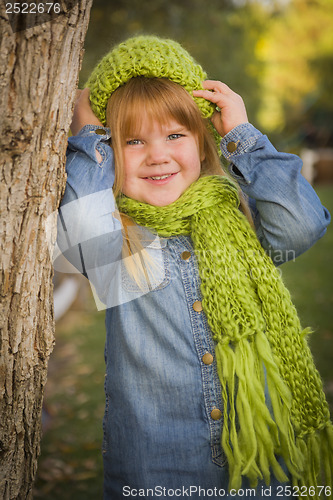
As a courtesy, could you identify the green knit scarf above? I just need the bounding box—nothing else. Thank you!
[117,175,333,496]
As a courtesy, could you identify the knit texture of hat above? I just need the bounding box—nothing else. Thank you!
[85,35,216,126]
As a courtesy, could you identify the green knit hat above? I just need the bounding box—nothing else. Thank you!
[85,35,216,127]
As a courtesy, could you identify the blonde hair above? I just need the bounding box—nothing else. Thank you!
[105,77,253,286]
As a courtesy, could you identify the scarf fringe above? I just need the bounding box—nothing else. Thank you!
[215,333,333,495]
[292,427,333,499]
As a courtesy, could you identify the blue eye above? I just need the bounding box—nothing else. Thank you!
[168,133,183,140]
[126,139,142,145]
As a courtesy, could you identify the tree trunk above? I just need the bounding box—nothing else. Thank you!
[0,2,93,498]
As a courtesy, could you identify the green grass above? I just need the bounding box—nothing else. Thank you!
[34,185,333,498]
[34,304,106,499]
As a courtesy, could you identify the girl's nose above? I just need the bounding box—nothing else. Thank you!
[146,142,169,165]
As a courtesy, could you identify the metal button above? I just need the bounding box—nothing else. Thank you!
[211,408,222,420]
[202,352,214,365]
[227,141,238,153]
[95,128,106,135]
[181,251,191,261]
[192,301,203,312]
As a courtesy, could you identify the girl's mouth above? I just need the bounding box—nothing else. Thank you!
[149,174,172,180]
[144,172,178,184]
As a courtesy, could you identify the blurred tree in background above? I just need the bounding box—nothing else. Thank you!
[257,0,333,148]
[80,0,333,151]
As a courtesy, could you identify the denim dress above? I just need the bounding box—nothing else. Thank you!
[57,124,330,499]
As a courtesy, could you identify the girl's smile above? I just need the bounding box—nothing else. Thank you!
[144,171,179,185]
[121,117,202,206]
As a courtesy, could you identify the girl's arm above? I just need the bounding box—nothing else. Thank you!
[56,89,123,302]
[220,123,330,264]
[70,88,104,135]
[193,81,330,265]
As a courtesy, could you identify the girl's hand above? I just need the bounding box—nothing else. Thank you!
[192,80,248,137]
[71,88,103,136]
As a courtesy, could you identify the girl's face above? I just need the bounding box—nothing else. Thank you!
[121,116,202,207]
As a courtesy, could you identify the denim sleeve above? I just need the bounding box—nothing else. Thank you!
[56,125,123,301]
[220,123,331,265]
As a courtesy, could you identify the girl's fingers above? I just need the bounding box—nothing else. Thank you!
[202,80,232,94]
[192,89,215,99]
[193,80,248,136]
[193,80,240,101]
[192,89,225,106]
[192,81,233,108]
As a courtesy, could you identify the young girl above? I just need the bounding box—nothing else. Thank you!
[57,36,332,499]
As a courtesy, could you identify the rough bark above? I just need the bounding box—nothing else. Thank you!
[0,2,93,498]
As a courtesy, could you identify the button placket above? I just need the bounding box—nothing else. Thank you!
[210,408,222,421]
[192,300,203,312]
[182,251,204,316]
[173,236,225,465]
[202,352,214,365]
[181,250,191,261]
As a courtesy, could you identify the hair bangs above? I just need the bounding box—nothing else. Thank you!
[109,77,205,143]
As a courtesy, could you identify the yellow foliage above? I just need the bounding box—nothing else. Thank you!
[257,0,333,132]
